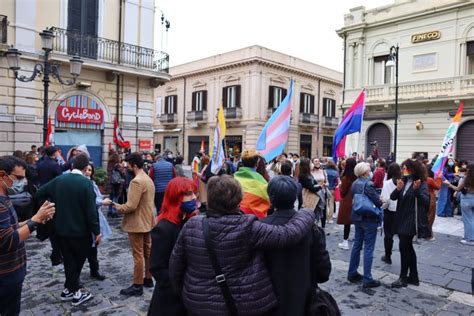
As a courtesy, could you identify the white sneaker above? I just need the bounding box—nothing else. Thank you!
[328,220,334,224]
[338,240,349,250]
[460,239,474,246]
[60,288,74,301]
[72,289,92,306]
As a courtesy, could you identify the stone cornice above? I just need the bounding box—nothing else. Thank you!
[169,57,342,86]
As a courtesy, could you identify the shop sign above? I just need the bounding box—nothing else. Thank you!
[139,139,152,151]
[57,106,104,124]
[411,31,441,44]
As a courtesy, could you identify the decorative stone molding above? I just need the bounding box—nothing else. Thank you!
[223,75,240,84]
[192,80,207,89]
[14,115,36,122]
[165,86,178,93]
[270,76,287,85]
[323,89,336,96]
[301,83,315,91]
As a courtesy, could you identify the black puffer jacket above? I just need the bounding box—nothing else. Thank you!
[169,210,316,316]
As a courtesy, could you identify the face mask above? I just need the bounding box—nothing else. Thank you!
[6,177,26,195]
[181,199,196,214]
[448,161,454,167]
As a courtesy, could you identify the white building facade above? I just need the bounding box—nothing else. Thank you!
[337,0,474,162]
[153,46,342,164]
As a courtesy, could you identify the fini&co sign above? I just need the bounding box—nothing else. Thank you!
[411,31,441,44]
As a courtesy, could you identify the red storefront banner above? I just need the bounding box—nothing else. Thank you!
[57,106,104,124]
[139,139,152,151]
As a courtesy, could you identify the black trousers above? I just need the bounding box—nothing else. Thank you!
[46,221,62,266]
[154,192,165,215]
[383,209,396,258]
[399,234,418,280]
[343,224,351,240]
[88,246,99,274]
[0,281,22,316]
[58,236,91,292]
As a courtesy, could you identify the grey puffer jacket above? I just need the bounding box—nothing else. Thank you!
[169,210,316,316]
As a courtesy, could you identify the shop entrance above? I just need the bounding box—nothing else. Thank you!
[225,135,242,158]
[55,129,102,167]
[300,134,312,159]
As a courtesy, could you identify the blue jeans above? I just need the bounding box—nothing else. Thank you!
[460,193,474,241]
[108,195,119,215]
[348,221,378,284]
[436,184,453,217]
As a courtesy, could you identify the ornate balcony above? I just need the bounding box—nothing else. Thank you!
[224,107,242,120]
[186,110,208,122]
[299,113,319,126]
[159,113,177,125]
[323,116,339,129]
[50,27,169,77]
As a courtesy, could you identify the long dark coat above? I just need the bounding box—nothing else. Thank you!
[337,176,354,225]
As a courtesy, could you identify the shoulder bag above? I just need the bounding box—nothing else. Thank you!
[352,182,382,219]
[302,188,321,210]
[202,216,238,316]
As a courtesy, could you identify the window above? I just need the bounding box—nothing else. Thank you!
[323,136,333,157]
[468,41,474,75]
[322,98,336,117]
[192,90,207,111]
[223,85,241,108]
[165,95,177,114]
[268,86,287,109]
[373,55,392,85]
[68,0,98,59]
[299,93,315,114]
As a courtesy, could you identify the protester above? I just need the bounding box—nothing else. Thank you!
[8,153,37,222]
[233,149,270,218]
[197,155,210,211]
[436,158,456,217]
[373,159,386,190]
[256,155,271,182]
[114,153,155,296]
[148,177,197,316]
[84,164,112,281]
[380,163,401,264]
[390,159,430,288]
[149,153,176,214]
[347,162,383,288]
[280,161,302,209]
[36,154,100,306]
[174,156,185,177]
[326,160,339,224]
[169,175,316,315]
[106,153,124,218]
[337,158,357,250]
[458,164,474,245]
[263,176,331,316]
[0,156,55,315]
[298,158,324,223]
[426,166,442,241]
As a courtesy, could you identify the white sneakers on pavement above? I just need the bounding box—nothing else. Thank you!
[338,239,350,250]
[460,239,474,246]
[72,289,93,306]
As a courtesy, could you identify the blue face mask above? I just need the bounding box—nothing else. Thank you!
[181,200,197,214]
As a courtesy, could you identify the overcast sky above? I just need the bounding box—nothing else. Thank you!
[155,0,394,72]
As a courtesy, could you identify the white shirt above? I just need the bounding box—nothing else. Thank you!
[381,179,398,212]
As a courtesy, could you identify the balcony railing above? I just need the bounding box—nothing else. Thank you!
[224,107,242,120]
[0,15,7,44]
[323,116,339,129]
[299,113,319,126]
[50,27,169,73]
[159,113,177,124]
[186,110,207,122]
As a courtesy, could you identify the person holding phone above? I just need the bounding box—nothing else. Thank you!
[0,155,56,316]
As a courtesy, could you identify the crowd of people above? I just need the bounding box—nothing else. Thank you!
[0,143,473,315]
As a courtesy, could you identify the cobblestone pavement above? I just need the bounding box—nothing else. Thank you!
[19,210,474,316]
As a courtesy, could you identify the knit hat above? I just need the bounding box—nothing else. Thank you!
[76,144,90,158]
[268,175,298,209]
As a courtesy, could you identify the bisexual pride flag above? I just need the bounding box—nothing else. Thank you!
[256,80,294,162]
[332,90,366,162]
[432,101,464,177]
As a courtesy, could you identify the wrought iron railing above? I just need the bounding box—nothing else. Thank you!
[224,107,242,120]
[0,15,7,44]
[159,113,177,124]
[186,110,207,122]
[50,27,169,73]
[323,116,339,128]
[299,113,319,125]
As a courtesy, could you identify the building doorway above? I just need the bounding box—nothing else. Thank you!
[188,136,209,165]
[366,123,391,159]
[225,135,242,158]
[55,129,102,166]
[456,120,474,163]
[163,136,179,155]
[300,134,312,159]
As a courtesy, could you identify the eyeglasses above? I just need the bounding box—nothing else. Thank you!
[9,174,25,181]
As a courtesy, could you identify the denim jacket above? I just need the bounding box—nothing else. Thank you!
[351,177,383,223]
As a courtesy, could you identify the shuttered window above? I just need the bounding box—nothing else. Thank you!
[67,0,98,59]
[467,41,474,75]
[373,55,392,85]
[223,85,241,108]
[165,95,177,114]
[268,86,287,109]
[456,120,474,163]
[322,98,336,117]
[299,93,315,114]
[192,90,207,111]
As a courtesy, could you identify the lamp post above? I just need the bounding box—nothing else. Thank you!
[5,28,83,146]
[386,45,399,162]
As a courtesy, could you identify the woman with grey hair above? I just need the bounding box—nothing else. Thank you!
[169,175,316,315]
[347,162,383,289]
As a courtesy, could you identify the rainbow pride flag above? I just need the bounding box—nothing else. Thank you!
[432,101,464,177]
[234,167,270,218]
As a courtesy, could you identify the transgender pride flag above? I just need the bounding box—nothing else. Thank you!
[332,90,366,162]
[257,80,294,162]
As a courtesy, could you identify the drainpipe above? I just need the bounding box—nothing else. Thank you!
[182,77,186,159]
[115,0,123,150]
[317,78,321,157]
[341,34,347,115]
[136,77,140,151]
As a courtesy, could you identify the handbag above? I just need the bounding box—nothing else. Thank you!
[306,286,341,316]
[202,217,238,316]
[303,188,321,210]
[334,187,341,202]
[352,182,383,219]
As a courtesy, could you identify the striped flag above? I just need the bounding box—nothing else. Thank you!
[45,116,54,147]
[256,80,294,162]
[211,105,227,174]
[432,101,464,177]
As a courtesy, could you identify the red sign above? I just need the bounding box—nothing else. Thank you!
[57,106,104,124]
[139,139,152,151]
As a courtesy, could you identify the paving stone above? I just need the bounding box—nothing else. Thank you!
[446,279,472,294]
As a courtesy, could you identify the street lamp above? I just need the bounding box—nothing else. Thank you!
[4,28,83,146]
[386,45,399,162]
